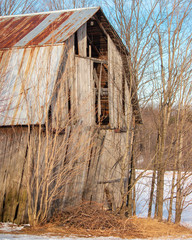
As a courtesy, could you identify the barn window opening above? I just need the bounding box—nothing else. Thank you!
[86,15,109,126]
[93,62,109,126]
[87,18,107,60]
[48,105,52,127]
[68,88,71,119]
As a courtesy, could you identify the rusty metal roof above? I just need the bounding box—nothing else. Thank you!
[0,7,100,49]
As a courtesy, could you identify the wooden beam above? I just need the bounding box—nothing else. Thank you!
[93,15,108,38]
[75,55,108,64]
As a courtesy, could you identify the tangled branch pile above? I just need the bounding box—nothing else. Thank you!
[49,202,142,238]
[51,202,127,229]
[24,202,192,239]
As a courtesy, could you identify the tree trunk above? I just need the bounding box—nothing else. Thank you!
[167,170,176,222]
[148,133,159,218]
[175,132,183,223]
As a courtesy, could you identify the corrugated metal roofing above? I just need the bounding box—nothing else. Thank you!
[0,7,100,48]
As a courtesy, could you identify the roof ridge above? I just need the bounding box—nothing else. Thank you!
[0,6,100,18]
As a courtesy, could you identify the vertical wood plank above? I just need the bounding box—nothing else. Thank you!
[108,36,127,129]
[75,57,94,126]
[77,23,87,57]
[108,36,114,128]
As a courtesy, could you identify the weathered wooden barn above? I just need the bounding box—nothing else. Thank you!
[0,7,141,224]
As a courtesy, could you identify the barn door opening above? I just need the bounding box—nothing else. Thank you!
[93,62,109,126]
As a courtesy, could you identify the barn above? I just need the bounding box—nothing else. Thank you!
[0,7,141,224]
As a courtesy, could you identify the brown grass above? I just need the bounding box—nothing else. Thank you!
[21,202,192,239]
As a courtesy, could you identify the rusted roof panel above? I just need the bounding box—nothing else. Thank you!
[0,7,100,48]
[0,44,66,125]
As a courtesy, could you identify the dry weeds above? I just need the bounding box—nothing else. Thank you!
[22,202,192,239]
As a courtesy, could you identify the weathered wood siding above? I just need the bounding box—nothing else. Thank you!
[108,36,129,129]
[60,127,94,207]
[75,56,95,126]
[51,27,93,128]
[0,45,65,126]
[0,125,92,222]
[77,23,87,57]
[0,127,28,223]
[51,36,75,129]
[83,130,127,210]
[0,126,127,223]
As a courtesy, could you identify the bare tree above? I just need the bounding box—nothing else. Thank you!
[104,0,192,222]
[150,0,192,220]
[0,40,97,225]
[104,0,160,216]
[22,48,97,225]
[0,0,38,15]
[167,72,192,223]
[40,0,98,11]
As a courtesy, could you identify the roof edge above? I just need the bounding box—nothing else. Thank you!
[0,6,100,18]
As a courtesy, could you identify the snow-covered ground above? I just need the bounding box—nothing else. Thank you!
[0,233,192,240]
[0,235,126,240]
[135,170,192,228]
[1,234,192,240]
[0,170,192,239]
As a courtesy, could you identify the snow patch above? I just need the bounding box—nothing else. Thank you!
[0,234,129,240]
[0,222,29,232]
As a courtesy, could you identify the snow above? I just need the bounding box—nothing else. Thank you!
[135,170,192,228]
[0,223,27,232]
[0,235,125,240]
[0,233,192,240]
[0,170,192,239]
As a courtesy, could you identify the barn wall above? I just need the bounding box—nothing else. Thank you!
[0,125,92,223]
[75,56,95,126]
[0,126,128,223]
[51,36,76,129]
[82,129,127,211]
[0,127,29,223]
[51,30,94,129]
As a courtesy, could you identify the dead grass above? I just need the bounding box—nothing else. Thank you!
[22,202,192,239]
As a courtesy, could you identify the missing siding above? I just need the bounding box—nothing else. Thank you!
[87,43,91,57]
[13,203,19,221]
[68,88,71,119]
[1,192,6,221]
[87,19,108,60]
[93,63,109,126]
[75,32,79,55]
[48,105,52,127]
